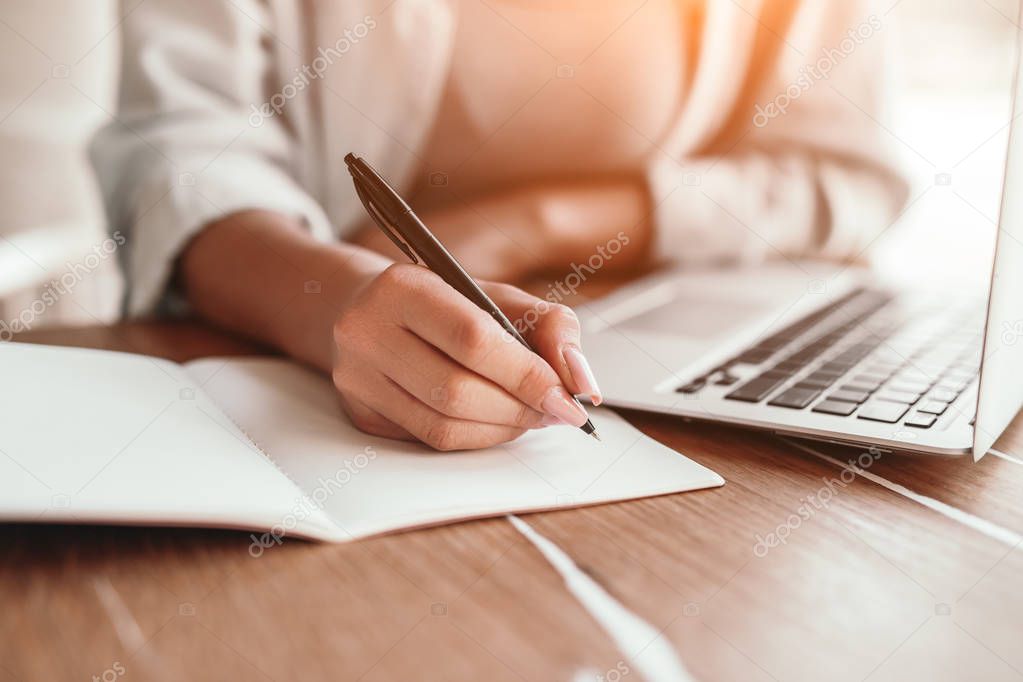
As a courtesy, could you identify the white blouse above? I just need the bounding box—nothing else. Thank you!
[90,0,907,316]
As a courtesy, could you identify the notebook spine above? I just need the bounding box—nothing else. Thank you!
[203,404,348,541]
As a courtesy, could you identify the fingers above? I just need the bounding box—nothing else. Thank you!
[332,263,602,451]
[559,344,602,405]
[335,365,528,451]
[336,392,415,441]
[369,326,550,429]
[397,280,590,426]
[482,283,602,405]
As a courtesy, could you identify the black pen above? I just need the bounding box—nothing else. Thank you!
[344,153,600,441]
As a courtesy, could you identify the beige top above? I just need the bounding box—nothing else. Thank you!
[410,0,684,208]
[90,0,908,316]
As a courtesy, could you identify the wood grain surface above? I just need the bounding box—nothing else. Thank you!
[3,322,1021,682]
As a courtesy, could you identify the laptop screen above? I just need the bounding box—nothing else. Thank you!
[974,0,1023,459]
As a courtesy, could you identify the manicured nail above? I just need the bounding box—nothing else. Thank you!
[540,414,565,427]
[563,345,603,406]
[541,387,589,427]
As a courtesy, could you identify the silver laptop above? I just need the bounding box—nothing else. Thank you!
[583,23,1023,459]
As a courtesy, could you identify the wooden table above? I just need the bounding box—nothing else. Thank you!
[4,322,1022,682]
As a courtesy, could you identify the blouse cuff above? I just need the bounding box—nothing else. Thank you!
[646,155,819,267]
[124,153,333,317]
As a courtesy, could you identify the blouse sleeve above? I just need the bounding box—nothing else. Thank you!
[89,0,333,316]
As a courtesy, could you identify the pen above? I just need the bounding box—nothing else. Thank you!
[344,153,600,441]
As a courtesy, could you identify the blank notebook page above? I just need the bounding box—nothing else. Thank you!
[187,358,724,540]
[0,343,338,537]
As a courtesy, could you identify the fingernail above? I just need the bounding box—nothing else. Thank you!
[540,414,565,427]
[541,387,589,427]
[563,345,603,406]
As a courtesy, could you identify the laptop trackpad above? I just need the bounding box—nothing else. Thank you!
[618,296,772,339]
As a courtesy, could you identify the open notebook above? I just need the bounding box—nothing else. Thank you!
[0,343,723,542]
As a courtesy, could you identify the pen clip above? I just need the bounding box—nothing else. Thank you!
[353,180,420,265]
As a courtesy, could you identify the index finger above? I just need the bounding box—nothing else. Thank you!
[397,274,590,426]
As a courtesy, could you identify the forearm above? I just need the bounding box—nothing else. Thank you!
[533,178,653,274]
[351,177,652,284]
[355,178,654,280]
[178,210,390,371]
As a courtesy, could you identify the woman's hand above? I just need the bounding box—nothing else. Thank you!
[330,263,603,451]
[180,210,607,452]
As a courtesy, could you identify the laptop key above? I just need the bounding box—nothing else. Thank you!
[916,400,948,415]
[725,376,786,402]
[821,361,853,373]
[858,401,910,423]
[675,380,705,394]
[801,373,840,388]
[928,388,957,403]
[812,399,858,416]
[851,375,885,390]
[875,390,920,404]
[888,380,931,395]
[865,364,899,378]
[945,368,975,381]
[938,378,969,392]
[828,388,870,404]
[768,386,822,409]
[905,412,937,428]
[896,370,933,385]
[736,348,773,364]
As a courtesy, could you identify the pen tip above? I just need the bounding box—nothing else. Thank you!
[589,430,602,442]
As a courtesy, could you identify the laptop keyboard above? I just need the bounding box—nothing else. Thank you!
[675,288,982,429]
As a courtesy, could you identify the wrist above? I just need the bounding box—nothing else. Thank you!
[181,209,393,372]
[321,244,391,310]
[530,188,577,261]
[270,241,390,369]
[493,188,568,277]
[531,180,652,272]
